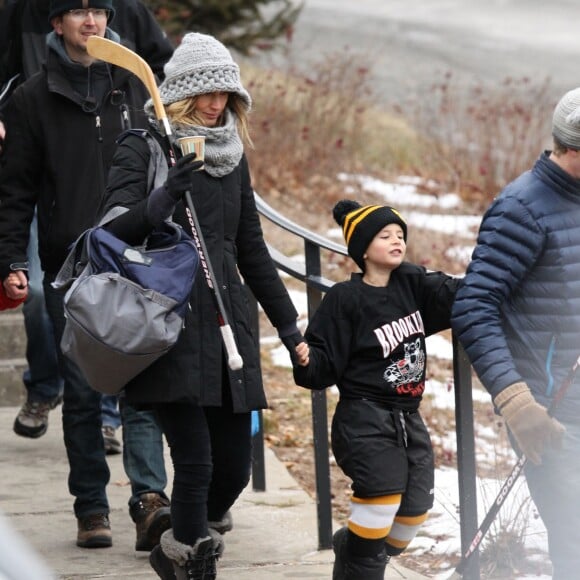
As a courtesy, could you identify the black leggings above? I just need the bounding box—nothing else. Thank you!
[155,396,251,546]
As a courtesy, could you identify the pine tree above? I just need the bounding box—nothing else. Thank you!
[143,0,302,54]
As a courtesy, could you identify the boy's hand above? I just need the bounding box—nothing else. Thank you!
[294,341,310,367]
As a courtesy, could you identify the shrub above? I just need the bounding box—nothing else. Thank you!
[243,53,556,213]
[391,73,555,206]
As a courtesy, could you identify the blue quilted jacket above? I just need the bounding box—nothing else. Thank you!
[451,152,580,422]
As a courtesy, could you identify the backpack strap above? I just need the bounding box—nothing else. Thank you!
[51,230,91,291]
[117,128,169,193]
[54,129,170,290]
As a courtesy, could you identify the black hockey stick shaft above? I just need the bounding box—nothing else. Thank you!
[86,36,243,371]
[182,191,243,370]
[448,354,580,579]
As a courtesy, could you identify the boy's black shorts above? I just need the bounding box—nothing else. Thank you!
[331,398,435,515]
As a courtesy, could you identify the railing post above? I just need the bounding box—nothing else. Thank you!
[304,240,333,550]
[245,286,266,492]
[453,335,480,579]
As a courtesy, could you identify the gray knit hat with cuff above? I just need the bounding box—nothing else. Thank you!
[552,87,580,149]
[154,32,251,111]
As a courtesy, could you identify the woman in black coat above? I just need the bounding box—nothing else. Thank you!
[102,32,305,579]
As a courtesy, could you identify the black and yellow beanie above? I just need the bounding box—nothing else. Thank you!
[333,199,407,270]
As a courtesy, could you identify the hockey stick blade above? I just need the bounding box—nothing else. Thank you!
[86,36,171,136]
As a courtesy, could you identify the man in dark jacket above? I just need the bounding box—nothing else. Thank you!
[0,0,167,550]
[0,0,174,554]
[0,0,171,449]
[451,87,580,579]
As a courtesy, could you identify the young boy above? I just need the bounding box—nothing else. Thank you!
[293,200,459,579]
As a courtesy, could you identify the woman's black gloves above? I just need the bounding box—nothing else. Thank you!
[147,152,203,226]
[166,152,203,199]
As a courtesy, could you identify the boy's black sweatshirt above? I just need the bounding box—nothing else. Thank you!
[294,264,459,412]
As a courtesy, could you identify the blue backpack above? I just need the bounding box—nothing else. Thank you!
[54,217,199,394]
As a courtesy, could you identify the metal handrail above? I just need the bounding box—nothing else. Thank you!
[251,192,480,577]
[255,195,347,255]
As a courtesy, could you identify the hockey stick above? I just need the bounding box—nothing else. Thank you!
[86,36,171,138]
[448,354,580,579]
[86,36,243,371]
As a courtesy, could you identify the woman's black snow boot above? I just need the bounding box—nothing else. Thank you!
[153,528,224,580]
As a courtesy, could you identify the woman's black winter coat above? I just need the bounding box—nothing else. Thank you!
[103,132,298,412]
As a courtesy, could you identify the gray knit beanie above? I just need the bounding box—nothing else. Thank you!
[552,88,580,149]
[157,32,251,111]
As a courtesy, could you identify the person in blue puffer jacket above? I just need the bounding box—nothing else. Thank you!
[451,87,580,580]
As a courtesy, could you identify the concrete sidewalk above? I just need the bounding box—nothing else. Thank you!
[0,405,427,579]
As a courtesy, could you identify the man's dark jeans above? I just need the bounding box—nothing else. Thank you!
[22,216,63,403]
[43,273,110,518]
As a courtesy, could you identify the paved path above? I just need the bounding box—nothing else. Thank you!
[0,405,427,579]
[248,0,580,105]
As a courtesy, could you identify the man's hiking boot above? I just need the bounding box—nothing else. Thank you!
[13,395,63,438]
[76,513,112,548]
[130,492,171,551]
[101,425,122,455]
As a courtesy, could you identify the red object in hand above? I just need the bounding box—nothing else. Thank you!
[0,284,25,311]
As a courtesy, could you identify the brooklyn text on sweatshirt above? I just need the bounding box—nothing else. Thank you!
[373,310,425,358]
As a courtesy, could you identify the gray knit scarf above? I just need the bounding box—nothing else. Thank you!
[150,109,243,178]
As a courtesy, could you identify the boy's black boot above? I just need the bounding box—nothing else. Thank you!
[344,548,389,580]
[332,525,390,580]
[332,526,349,580]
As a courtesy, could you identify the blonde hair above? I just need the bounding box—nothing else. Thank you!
[166,93,253,147]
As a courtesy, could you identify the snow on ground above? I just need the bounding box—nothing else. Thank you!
[261,174,552,577]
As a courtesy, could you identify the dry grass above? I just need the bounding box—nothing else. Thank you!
[241,53,419,218]
[394,73,556,207]
[242,54,556,216]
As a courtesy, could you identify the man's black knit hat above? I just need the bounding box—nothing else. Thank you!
[333,199,407,271]
[49,0,115,22]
